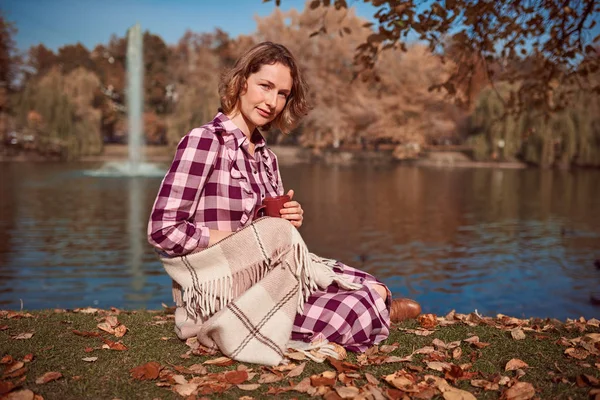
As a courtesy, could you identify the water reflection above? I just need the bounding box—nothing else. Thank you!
[0,162,598,320]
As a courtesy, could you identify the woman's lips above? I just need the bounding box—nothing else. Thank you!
[256,108,271,118]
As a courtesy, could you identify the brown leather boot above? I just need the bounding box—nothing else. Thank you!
[390,298,422,323]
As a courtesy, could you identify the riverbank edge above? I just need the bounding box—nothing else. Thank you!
[1,309,598,399]
[2,144,532,169]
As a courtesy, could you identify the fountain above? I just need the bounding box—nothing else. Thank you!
[87,23,165,177]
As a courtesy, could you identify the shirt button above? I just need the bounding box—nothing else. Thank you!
[261,194,265,198]
[253,170,257,174]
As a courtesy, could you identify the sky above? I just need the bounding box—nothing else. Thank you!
[1,0,379,52]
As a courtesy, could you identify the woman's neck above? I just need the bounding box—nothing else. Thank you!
[227,111,255,140]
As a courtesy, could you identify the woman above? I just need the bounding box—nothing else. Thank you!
[148,42,420,364]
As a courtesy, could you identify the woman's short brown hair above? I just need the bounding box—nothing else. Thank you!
[219,42,311,133]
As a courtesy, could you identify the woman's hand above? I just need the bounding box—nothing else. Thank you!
[280,189,304,228]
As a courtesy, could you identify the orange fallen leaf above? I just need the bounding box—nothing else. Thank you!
[97,322,115,335]
[114,324,127,338]
[4,361,24,375]
[505,358,529,371]
[224,370,248,384]
[130,361,161,380]
[0,325,8,331]
[203,356,234,366]
[35,371,63,384]
[504,381,535,399]
[22,354,34,363]
[173,383,198,397]
[565,347,589,360]
[101,338,127,351]
[335,386,360,398]
[2,389,36,400]
[3,366,27,380]
[188,364,207,375]
[237,383,261,391]
[471,379,499,391]
[105,316,119,328]
[380,344,399,353]
[0,381,16,395]
[287,362,306,378]
[452,348,463,360]
[418,314,438,329]
[0,355,13,364]
[258,372,283,384]
[328,357,360,373]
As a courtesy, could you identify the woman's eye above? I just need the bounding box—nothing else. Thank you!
[260,84,269,89]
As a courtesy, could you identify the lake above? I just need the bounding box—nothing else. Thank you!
[1,161,599,320]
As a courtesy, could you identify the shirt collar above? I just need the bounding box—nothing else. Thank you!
[214,112,267,152]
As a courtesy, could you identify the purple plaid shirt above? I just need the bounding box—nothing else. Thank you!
[148,113,284,257]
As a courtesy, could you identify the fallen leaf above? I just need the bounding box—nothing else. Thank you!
[105,316,119,328]
[511,329,526,340]
[565,347,589,360]
[2,389,35,400]
[258,373,283,384]
[237,383,261,391]
[0,355,13,364]
[188,364,207,375]
[4,361,24,375]
[101,338,127,351]
[310,371,336,387]
[3,366,27,379]
[285,351,307,361]
[74,307,99,314]
[82,357,98,362]
[173,383,198,397]
[384,355,413,363]
[12,332,34,340]
[286,362,306,378]
[224,370,248,384]
[452,348,463,360]
[0,381,15,395]
[504,381,535,399]
[0,325,8,331]
[114,325,127,338]
[203,356,234,366]
[130,361,161,380]
[328,357,360,373]
[426,361,452,372]
[97,322,115,334]
[380,344,399,353]
[365,372,379,385]
[505,358,529,371]
[470,379,499,390]
[418,314,438,329]
[335,386,360,398]
[22,354,34,363]
[35,371,63,384]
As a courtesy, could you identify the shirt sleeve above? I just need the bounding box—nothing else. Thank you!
[147,128,220,256]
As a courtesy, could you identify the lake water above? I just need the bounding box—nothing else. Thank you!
[1,161,599,320]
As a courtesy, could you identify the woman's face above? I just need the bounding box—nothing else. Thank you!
[237,62,292,130]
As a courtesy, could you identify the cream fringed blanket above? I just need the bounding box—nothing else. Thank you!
[160,217,361,366]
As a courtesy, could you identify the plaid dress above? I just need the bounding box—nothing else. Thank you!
[148,113,390,351]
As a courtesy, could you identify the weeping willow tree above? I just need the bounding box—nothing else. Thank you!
[16,67,102,160]
[467,84,600,168]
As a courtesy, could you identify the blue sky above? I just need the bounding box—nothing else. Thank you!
[1,0,379,52]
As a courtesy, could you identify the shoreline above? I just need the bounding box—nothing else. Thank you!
[0,144,591,170]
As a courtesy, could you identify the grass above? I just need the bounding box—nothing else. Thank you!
[1,309,599,399]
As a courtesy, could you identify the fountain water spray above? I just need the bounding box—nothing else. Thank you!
[127,23,144,174]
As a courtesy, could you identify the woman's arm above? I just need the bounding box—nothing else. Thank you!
[148,128,221,256]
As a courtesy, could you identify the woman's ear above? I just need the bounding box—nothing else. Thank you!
[239,80,248,96]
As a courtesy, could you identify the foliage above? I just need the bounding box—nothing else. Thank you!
[270,0,600,117]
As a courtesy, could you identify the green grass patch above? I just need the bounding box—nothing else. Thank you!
[1,309,598,399]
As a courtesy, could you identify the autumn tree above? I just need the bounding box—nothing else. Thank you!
[269,0,600,117]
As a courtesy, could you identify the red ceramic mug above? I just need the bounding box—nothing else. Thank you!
[254,195,290,219]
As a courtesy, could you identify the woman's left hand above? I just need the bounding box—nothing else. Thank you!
[280,189,304,228]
